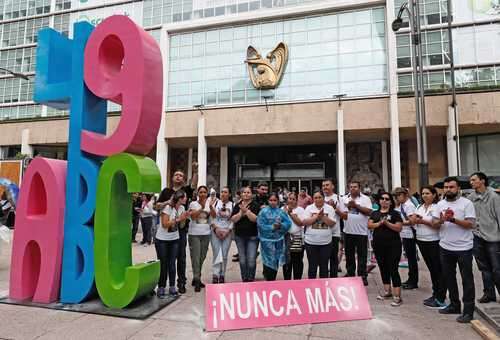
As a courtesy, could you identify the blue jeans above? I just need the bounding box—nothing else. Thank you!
[211,232,232,277]
[235,235,259,281]
[473,235,500,299]
[155,238,179,288]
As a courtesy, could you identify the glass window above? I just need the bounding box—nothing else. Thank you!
[167,7,387,109]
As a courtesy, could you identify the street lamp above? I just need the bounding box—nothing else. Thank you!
[0,67,29,80]
[392,0,429,187]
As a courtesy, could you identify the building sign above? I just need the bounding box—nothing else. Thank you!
[245,42,288,89]
[69,2,143,37]
[205,277,372,331]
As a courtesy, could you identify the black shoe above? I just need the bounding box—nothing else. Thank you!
[439,305,461,315]
[178,285,186,294]
[194,281,201,292]
[362,277,368,286]
[423,296,435,305]
[456,314,473,323]
[199,281,206,288]
[212,275,219,284]
[402,282,418,290]
[219,276,225,284]
[478,294,496,303]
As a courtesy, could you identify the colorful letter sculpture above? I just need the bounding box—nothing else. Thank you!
[10,15,164,309]
[82,15,163,156]
[9,158,67,303]
[94,154,160,308]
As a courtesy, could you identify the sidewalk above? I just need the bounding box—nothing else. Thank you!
[0,238,484,340]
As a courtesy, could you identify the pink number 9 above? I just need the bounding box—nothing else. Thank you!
[82,15,163,156]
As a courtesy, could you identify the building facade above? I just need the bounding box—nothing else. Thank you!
[0,0,499,194]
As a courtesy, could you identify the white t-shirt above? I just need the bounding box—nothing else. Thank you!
[189,200,211,236]
[342,194,372,236]
[324,193,346,238]
[396,199,417,239]
[156,205,183,241]
[304,204,336,245]
[415,204,440,242]
[283,206,305,236]
[432,197,476,251]
[212,200,234,230]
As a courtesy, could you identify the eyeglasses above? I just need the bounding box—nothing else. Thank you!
[380,197,391,201]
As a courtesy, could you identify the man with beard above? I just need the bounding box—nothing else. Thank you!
[433,176,476,323]
[156,163,198,294]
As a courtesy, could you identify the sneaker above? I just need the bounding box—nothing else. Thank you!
[362,277,368,286]
[439,304,461,315]
[168,287,178,297]
[423,296,435,305]
[478,294,496,303]
[212,275,219,284]
[156,287,166,299]
[377,292,393,300]
[424,298,447,309]
[456,314,473,323]
[390,297,402,307]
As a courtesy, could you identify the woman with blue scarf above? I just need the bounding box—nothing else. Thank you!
[257,193,292,281]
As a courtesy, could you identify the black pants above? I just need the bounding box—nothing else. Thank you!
[283,249,304,280]
[329,236,340,278]
[344,234,368,278]
[440,247,475,316]
[373,239,402,287]
[473,235,500,299]
[418,240,446,301]
[141,216,153,243]
[402,237,419,285]
[263,265,278,281]
[132,215,140,241]
[305,242,332,279]
[177,227,188,286]
[155,238,179,288]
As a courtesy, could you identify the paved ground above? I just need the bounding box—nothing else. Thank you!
[0,233,491,340]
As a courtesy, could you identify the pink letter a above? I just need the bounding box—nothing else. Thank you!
[9,157,67,303]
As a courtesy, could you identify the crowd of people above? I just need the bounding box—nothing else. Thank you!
[132,168,500,325]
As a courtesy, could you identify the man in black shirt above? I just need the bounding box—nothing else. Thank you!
[156,163,198,294]
[255,181,269,208]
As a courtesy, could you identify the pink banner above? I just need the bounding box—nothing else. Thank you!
[205,277,372,331]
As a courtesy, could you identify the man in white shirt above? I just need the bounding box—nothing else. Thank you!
[322,179,347,278]
[394,187,418,290]
[343,181,372,286]
[432,177,476,324]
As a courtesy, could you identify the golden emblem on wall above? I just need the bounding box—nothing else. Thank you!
[245,42,288,89]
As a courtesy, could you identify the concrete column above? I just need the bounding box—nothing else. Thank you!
[337,108,346,195]
[386,0,402,188]
[21,128,33,157]
[0,146,8,159]
[156,26,170,189]
[197,116,207,187]
[220,146,228,189]
[381,140,389,191]
[187,148,193,180]
[447,106,459,176]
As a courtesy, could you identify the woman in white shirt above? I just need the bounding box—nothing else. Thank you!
[302,191,336,279]
[140,193,155,245]
[410,185,446,309]
[210,186,234,284]
[283,192,305,280]
[188,185,212,292]
[155,190,189,298]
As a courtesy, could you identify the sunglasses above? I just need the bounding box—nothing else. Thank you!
[221,203,227,212]
[380,197,391,201]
